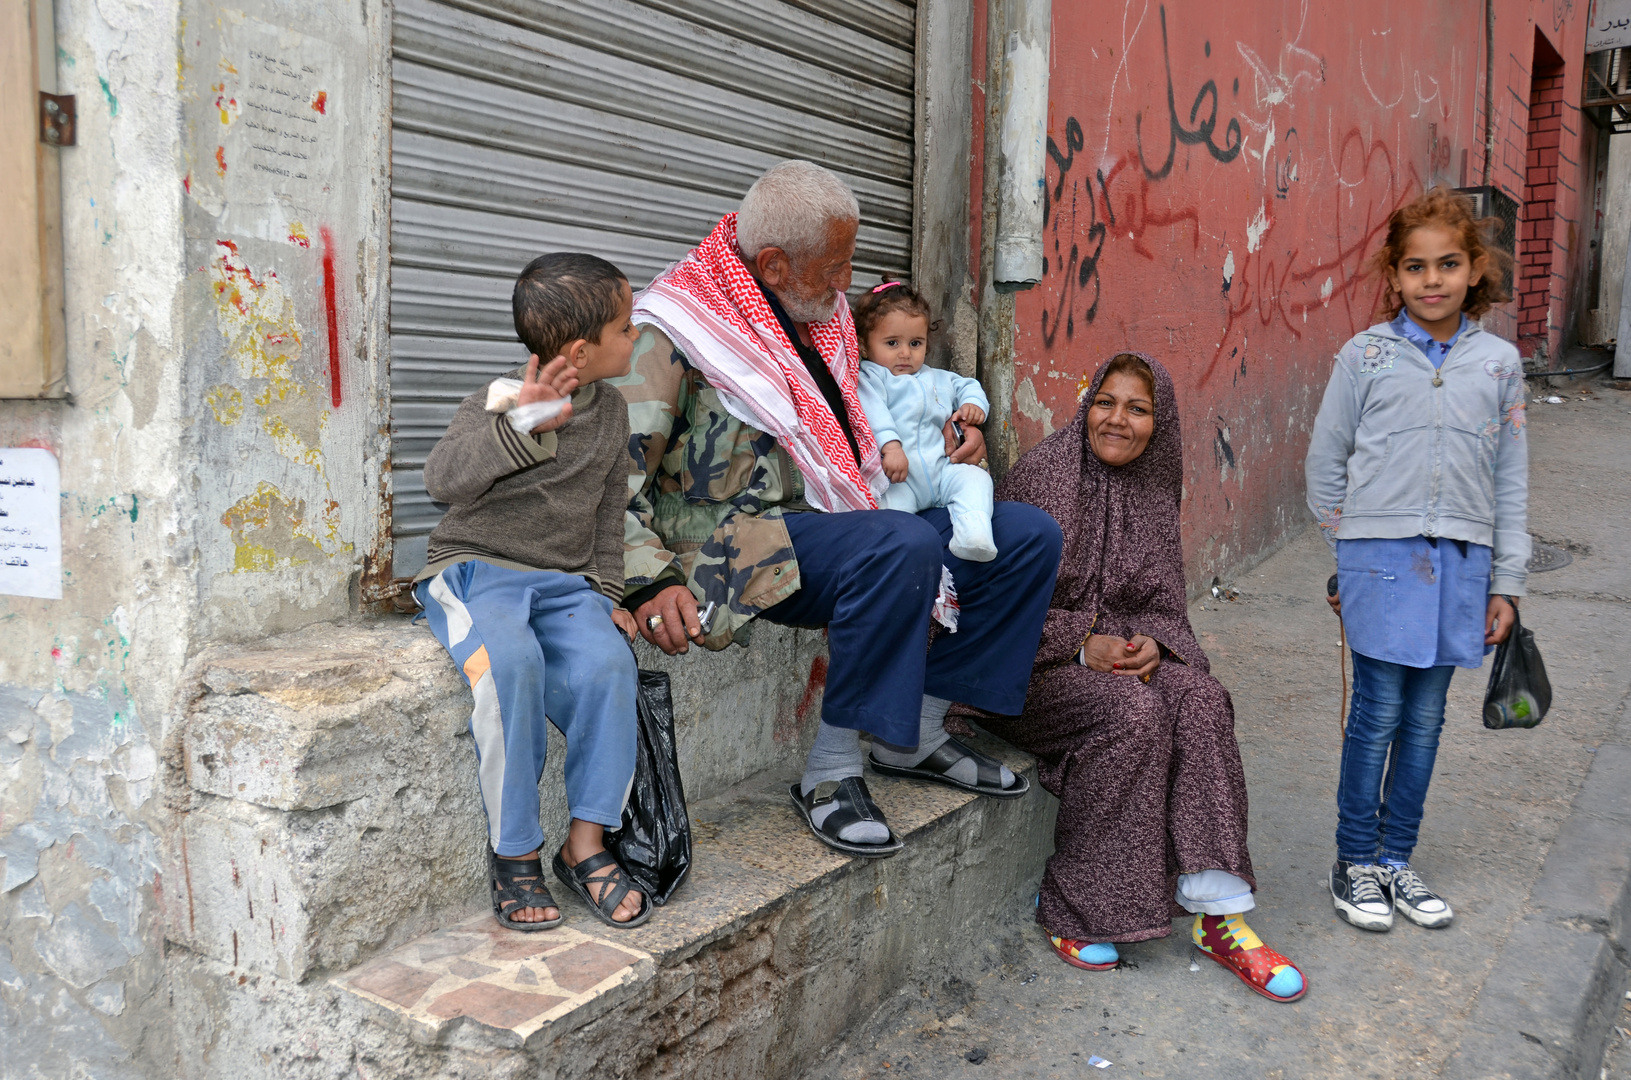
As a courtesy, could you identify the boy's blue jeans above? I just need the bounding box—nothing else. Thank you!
[1335,651,1457,864]
[415,562,637,858]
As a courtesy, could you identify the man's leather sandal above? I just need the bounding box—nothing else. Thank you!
[868,737,1030,799]
[789,776,904,858]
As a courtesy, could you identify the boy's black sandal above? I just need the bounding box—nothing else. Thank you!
[489,848,562,932]
[552,849,653,929]
[788,776,904,858]
[867,737,1030,799]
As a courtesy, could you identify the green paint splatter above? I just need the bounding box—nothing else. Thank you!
[79,493,139,530]
[57,47,75,66]
[98,77,118,117]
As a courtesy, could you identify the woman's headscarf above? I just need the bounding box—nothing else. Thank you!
[997,353,1207,672]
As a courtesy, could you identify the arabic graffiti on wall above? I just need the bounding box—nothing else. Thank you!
[976,0,1590,584]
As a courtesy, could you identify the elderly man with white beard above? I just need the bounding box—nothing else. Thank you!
[617,161,1061,855]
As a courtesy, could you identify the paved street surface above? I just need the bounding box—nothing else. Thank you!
[801,378,1631,1080]
[1604,1000,1631,1080]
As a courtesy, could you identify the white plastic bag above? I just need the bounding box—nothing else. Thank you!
[485,377,568,434]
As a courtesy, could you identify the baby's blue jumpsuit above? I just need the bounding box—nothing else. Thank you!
[857,361,997,562]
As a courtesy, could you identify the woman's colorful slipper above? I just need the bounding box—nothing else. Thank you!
[1192,914,1306,1002]
[1048,933,1120,971]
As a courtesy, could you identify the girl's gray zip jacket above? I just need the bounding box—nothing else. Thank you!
[1304,318,1530,596]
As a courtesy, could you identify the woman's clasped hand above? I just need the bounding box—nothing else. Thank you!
[1080,633,1161,678]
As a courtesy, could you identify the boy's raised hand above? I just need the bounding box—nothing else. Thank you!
[519,353,577,433]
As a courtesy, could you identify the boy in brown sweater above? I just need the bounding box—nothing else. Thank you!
[413,253,647,930]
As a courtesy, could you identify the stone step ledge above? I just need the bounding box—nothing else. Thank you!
[166,618,828,982]
[316,734,1055,1074]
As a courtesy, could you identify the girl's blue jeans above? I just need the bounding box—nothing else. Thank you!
[1335,651,1457,864]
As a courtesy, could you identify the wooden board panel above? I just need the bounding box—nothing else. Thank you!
[0,0,66,400]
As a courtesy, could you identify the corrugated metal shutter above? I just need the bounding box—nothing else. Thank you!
[389,0,918,574]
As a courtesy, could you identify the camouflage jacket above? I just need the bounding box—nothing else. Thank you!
[616,326,812,649]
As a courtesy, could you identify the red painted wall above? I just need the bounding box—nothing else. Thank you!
[971,0,1593,586]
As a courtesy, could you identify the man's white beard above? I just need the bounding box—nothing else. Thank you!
[777,287,838,324]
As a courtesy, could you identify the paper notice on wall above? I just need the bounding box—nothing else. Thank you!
[1589,0,1631,51]
[0,449,63,600]
[188,11,343,242]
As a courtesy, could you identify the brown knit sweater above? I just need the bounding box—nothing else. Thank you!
[415,375,630,601]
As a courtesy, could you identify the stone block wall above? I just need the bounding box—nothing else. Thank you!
[167,618,829,983]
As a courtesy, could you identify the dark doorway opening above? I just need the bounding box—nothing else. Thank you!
[1518,29,1567,358]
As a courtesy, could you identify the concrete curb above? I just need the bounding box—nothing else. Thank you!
[1443,695,1631,1080]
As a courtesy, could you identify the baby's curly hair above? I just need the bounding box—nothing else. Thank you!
[852,279,938,347]
[1370,186,1513,320]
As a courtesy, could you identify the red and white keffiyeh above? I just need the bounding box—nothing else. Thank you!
[632,213,883,512]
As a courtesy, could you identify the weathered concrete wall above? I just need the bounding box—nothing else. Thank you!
[970,0,1595,589]
[178,0,392,636]
[1584,132,1631,344]
[0,0,390,1074]
[1,0,193,1071]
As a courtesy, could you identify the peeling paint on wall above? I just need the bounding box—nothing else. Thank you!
[220,482,343,572]
[1013,377,1056,438]
[204,384,243,425]
[209,241,326,468]
[179,3,385,638]
[0,685,163,1070]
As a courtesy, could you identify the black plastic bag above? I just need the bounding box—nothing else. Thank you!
[1483,608,1552,730]
[605,666,692,904]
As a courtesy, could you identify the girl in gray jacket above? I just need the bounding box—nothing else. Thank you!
[1305,187,1527,936]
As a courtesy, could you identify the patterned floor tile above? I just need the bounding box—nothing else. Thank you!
[335,917,652,1045]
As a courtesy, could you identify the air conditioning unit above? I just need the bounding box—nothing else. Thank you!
[1454,185,1519,294]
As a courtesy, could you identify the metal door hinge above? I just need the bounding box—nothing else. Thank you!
[40,93,75,146]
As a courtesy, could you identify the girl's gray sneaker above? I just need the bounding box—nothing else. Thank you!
[1331,860,1394,931]
[1388,864,1453,927]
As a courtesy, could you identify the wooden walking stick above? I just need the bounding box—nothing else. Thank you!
[1328,574,1347,736]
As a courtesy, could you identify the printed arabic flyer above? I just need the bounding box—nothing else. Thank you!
[0,449,63,601]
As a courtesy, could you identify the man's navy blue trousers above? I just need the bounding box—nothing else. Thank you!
[758,503,1062,747]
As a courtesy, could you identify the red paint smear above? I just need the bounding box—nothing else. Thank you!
[320,226,342,408]
[212,240,264,315]
[183,173,192,194]
[51,647,63,661]
[311,90,328,114]
[794,655,829,726]
[215,146,227,176]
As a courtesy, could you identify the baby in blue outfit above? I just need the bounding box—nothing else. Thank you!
[854,282,996,562]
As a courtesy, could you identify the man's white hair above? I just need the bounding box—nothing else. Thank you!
[736,160,860,262]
